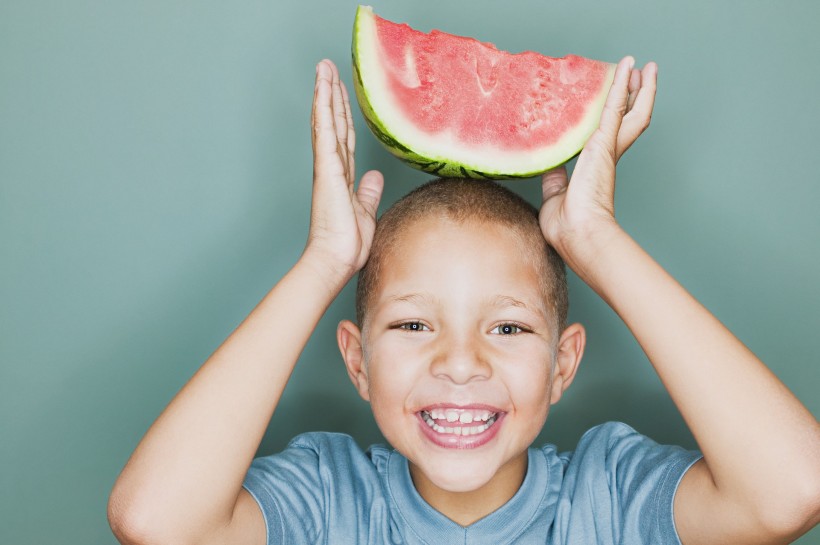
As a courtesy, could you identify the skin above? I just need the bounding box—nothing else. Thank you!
[108,57,820,545]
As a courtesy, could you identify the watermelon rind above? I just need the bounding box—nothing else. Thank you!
[351,5,615,180]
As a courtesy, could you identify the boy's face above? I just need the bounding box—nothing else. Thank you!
[339,215,583,497]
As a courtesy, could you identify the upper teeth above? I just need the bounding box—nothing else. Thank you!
[427,408,494,423]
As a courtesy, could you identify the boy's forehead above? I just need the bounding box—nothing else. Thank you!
[370,215,550,314]
[382,214,539,267]
[382,214,523,265]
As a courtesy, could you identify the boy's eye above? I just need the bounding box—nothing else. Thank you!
[398,321,429,332]
[492,323,525,335]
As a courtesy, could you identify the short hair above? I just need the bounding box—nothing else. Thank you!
[355,178,568,336]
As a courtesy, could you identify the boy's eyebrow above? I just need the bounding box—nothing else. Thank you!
[489,295,546,316]
[387,292,439,306]
[491,295,528,308]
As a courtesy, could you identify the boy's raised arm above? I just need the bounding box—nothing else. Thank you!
[107,60,383,545]
[540,57,820,545]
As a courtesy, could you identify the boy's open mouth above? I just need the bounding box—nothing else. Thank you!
[418,407,500,436]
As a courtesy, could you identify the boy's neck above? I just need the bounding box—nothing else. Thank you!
[408,451,528,527]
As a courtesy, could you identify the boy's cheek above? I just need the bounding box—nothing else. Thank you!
[499,360,554,419]
[363,346,418,397]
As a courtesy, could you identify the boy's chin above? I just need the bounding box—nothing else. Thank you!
[412,455,508,494]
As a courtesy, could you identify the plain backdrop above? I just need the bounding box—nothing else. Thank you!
[1,1,818,543]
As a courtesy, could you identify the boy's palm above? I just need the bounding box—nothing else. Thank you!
[307,60,384,279]
[539,57,657,256]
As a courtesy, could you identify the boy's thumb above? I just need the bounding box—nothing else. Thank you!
[541,166,568,202]
[357,170,384,218]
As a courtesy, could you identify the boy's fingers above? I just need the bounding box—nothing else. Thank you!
[341,81,356,158]
[597,56,635,150]
[341,81,355,180]
[625,62,657,124]
[313,61,336,152]
[627,67,642,112]
[313,62,342,175]
[310,61,323,146]
[356,170,384,218]
[330,62,349,164]
[616,62,657,160]
[310,76,314,132]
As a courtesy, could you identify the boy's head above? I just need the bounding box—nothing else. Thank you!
[337,178,585,498]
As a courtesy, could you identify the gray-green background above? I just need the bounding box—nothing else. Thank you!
[2,1,818,543]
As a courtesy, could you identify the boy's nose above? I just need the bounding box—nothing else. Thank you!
[429,332,492,384]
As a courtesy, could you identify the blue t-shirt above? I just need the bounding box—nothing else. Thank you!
[242,421,701,544]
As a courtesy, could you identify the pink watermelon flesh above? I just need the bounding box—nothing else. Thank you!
[374,15,611,151]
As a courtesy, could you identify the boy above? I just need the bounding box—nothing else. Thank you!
[108,57,820,544]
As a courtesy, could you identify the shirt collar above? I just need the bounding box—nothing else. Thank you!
[385,447,560,544]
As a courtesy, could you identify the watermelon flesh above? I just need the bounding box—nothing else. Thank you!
[352,6,616,179]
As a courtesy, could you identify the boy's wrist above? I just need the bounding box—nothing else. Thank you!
[297,249,357,299]
[557,219,628,282]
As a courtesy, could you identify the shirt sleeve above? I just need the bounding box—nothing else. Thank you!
[241,435,326,545]
[241,432,388,545]
[556,422,702,545]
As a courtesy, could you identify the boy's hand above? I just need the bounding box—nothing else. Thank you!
[304,60,384,286]
[539,56,657,261]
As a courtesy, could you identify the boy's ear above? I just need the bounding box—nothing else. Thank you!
[337,320,370,402]
[549,323,586,405]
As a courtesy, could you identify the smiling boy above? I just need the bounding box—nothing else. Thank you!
[339,179,579,523]
[109,57,820,545]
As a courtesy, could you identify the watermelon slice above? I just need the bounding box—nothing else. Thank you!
[351,5,616,179]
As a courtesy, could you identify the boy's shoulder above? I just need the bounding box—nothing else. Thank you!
[261,431,393,478]
[286,431,391,459]
[285,430,362,451]
[560,420,649,458]
[547,421,701,507]
[552,420,699,467]
[244,432,390,518]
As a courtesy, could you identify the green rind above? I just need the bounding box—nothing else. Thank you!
[351,6,603,180]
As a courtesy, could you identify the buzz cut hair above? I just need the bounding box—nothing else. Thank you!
[355,178,568,335]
